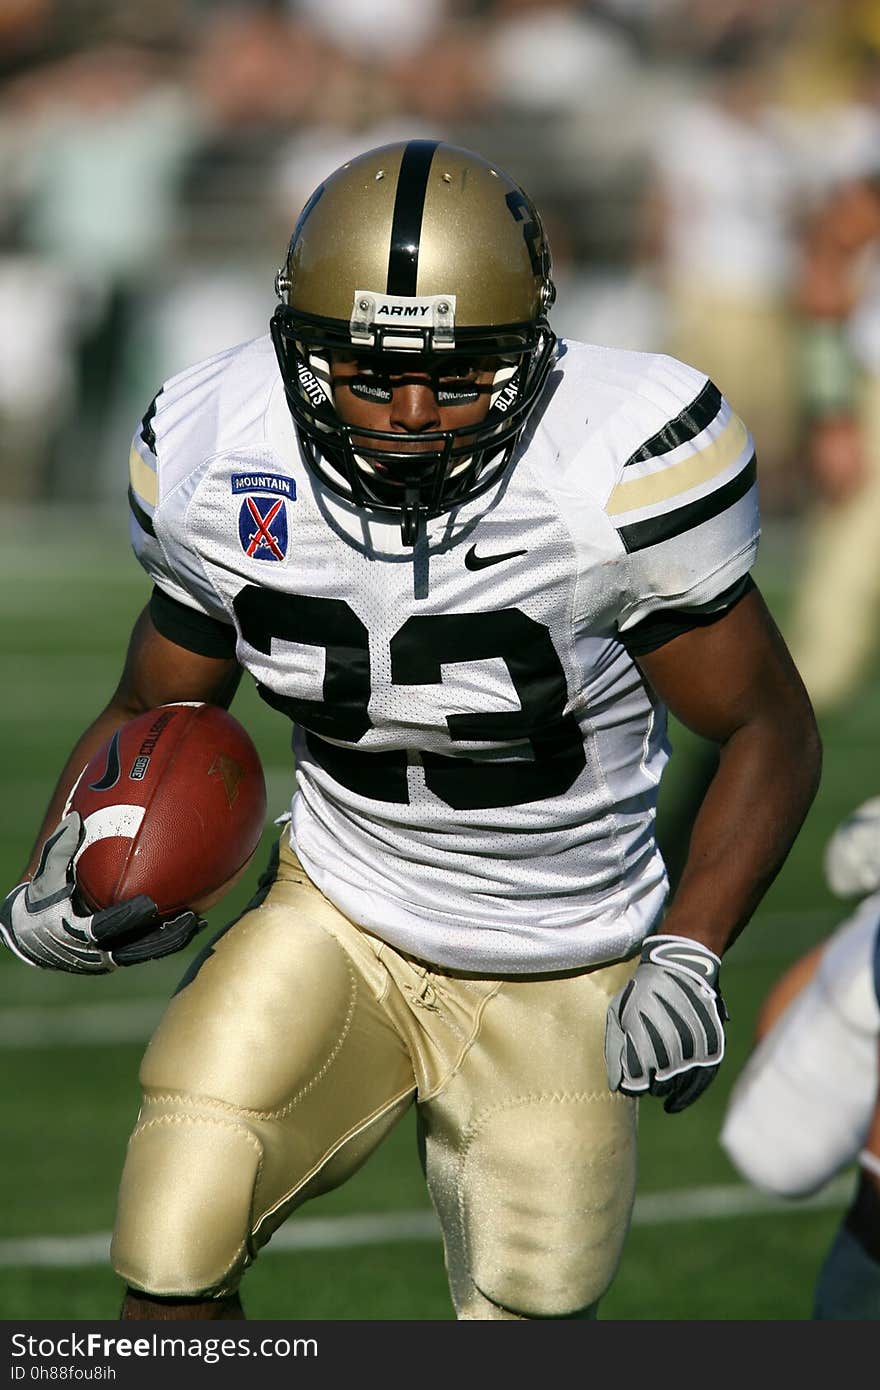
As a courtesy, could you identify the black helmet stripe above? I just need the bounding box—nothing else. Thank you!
[387,140,439,296]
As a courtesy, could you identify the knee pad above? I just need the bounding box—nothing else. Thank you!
[111,1097,263,1299]
[455,1285,598,1320]
[455,1287,529,1320]
[442,1094,637,1319]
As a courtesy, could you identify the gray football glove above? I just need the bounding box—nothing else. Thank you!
[0,812,205,974]
[605,934,729,1114]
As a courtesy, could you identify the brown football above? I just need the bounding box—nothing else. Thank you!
[68,703,268,914]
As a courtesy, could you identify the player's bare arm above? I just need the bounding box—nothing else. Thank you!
[639,584,821,955]
[604,586,821,1114]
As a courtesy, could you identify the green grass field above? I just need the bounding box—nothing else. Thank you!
[0,504,875,1321]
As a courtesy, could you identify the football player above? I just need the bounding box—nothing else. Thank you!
[0,141,821,1321]
[721,798,880,1319]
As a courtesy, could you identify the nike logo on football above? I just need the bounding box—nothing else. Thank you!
[88,730,121,792]
[464,544,527,571]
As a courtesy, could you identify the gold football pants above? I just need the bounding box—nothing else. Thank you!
[111,841,639,1318]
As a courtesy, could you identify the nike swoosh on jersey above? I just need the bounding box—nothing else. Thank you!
[464,545,528,570]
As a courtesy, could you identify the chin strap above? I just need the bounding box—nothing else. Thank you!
[401,489,424,546]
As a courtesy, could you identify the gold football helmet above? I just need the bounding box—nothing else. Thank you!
[271,140,557,543]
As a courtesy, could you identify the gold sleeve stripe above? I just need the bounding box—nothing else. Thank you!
[618,455,756,553]
[606,414,749,518]
[129,446,159,508]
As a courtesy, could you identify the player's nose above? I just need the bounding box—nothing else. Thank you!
[389,381,441,433]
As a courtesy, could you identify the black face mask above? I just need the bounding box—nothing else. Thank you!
[270,309,557,545]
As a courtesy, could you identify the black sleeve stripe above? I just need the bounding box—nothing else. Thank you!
[623,380,722,468]
[619,575,755,656]
[128,485,156,538]
[149,586,237,660]
[617,454,756,553]
[139,390,162,452]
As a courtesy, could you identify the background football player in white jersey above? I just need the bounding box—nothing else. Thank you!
[0,141,821,1321]
[721,797,880,1319]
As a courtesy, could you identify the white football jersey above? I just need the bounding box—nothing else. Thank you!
[128,334,759,973]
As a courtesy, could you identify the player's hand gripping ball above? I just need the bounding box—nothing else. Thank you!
[1,704,267,973]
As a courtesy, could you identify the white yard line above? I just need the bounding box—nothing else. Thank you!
[0,1001,166,1047]
[0,1178,853,1270]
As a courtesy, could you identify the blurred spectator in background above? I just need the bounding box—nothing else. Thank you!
[644,29,802,516]
[476,0,646,241]
[139,7,323,400]
[784,88,880,715]
[0,30,201,501]
[289,0,451,61]
[482,0,637,124]
[473,1,668,353]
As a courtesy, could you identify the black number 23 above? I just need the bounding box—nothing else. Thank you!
[233,588,586,811]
